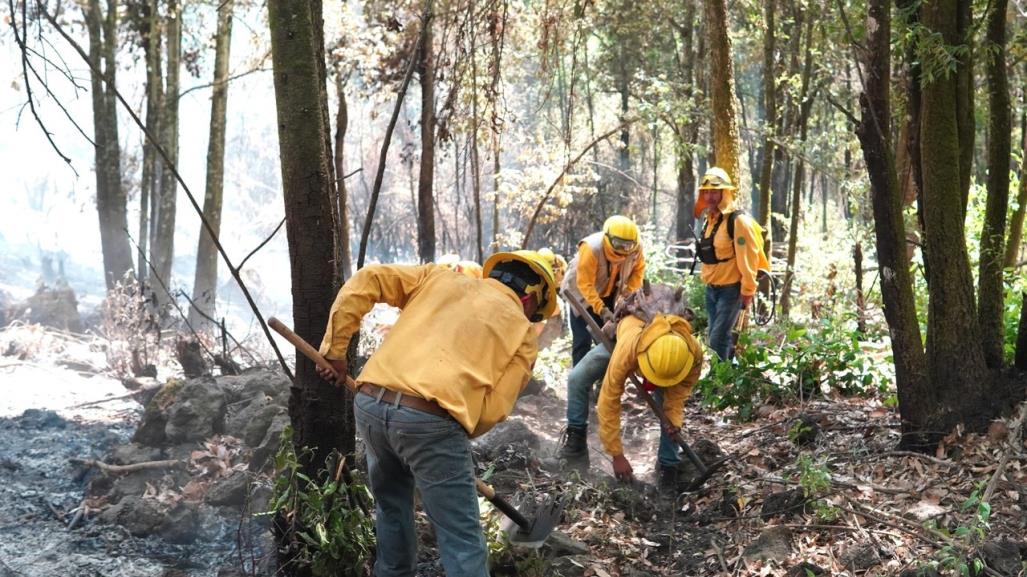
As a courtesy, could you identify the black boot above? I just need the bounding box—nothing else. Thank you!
[559,425,589,462]
[658,465,678,494]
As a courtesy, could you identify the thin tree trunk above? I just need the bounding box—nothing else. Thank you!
[470,8,483,263]
[757,0,777,253]
[491,131,501,249]
[152,0,181,299]
[956,0,974,217]
[417,9,437,263]
[333,73,352,281]
[856,0,928,448]
[1004,116,1027,267]
[189,0,233,328]
[978,0,1011,367]
[86,0,133,289]
[138,0,163,283]
[705,0,741,187]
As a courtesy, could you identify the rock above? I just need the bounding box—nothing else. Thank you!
[761,487,806,520]
[108,443,165,465]
[785,561,827,576]
[520,376,547,397]
[790,413,820,446]
[156,501,201,544]
[981,539,1024,577]
[164,377,228,443]
[544,531,590,557]
[226,396,286,448]
[472,420,540,462]
[548,554,592,577]
[743,526,792,562]
[219,369,290,405]
[841,543,880,571]
[10,284,83,332]
[175,337,209,378]
[133,380,184,446]
[17,409,66,430]
[100,495,164,536]
[249,414,290,472]
[205,471,252,507]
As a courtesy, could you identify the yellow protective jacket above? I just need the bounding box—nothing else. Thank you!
[698,184,769,296]
[561,232,646,316]
[596,314,703,457]
[319,264,538,438]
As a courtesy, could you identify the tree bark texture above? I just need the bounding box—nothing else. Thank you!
[137,0,163,282]
[1004,120,1027,268]
[189,0,234,328]
[333,74,353,281]
[151,0,181,301]
[855,0,928,447]
[757,0,776,252]
[268,0,353,478]
[705,0,741,189]
[919,0,992,434]
[955,0,974,216]
[417,10,437,264]
[977,0,1011,368]
[86,0,134,290]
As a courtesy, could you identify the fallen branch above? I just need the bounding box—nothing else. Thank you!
[982,400,1027,503]
[67,385,162,409]
[71,458,182,475]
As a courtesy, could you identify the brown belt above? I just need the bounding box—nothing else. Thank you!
[357,382,452,419]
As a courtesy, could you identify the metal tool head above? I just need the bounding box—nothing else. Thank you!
[499,495,564,548]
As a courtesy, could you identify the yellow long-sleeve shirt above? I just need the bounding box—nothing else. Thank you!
[319,264,538,438]
[596,315,703,457]
[699,211,768,297]
[575,241,646,315]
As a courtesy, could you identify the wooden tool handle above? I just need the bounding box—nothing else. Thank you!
[268,317,357,391]
[475,479,531,528]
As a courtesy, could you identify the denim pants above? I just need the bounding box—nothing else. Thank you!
[705,282,742,361]
[569,295,615,366]
[566,346,680,468]
[354,393,488,577]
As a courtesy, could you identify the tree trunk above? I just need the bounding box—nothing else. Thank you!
[955,0,974,217]
[1004,119,1027,267]
[86,0,134,290]
[978,0,1011,368]
[152,0,181,300]
[417,10,437,263]
[267,0,352,489]
[138,0,163,283]
[705,0,741,188]
[675,147,695,242]
[1017,291,1027,370]
[188,0,233,329]
[470,12,484,263]
[855,0,928,448]
[757,0,777,253]
[919,0,992,437]
[333,73,353,281]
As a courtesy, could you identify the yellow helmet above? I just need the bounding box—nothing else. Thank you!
[602,215,640,255]
[536,248,568,286]
[637,333,693,387]
[698,166,736,191]
[482,250,558,322]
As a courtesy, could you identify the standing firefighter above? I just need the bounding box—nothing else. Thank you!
[316,251,557,577]
[596,314,703,489]
[562,215,646,366]
[693,167,769,361]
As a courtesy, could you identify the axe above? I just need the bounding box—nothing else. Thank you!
[267,317,563,547]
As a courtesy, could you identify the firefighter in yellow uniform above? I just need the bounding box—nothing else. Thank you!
[561,215,646,366]
[596,313,703,490]
[316,251,557,577]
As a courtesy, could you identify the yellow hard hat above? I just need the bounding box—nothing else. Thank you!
[602,215,640,255]
[637,333,693,387]
[694,166,737,218]
[482,250,558,321]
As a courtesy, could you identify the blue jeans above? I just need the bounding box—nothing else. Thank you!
[566,346,680,467]
[354,393,488,577]
[705,283,742,361]
[566,345,612,428]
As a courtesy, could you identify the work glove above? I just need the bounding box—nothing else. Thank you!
[612,454,634,482]
[316,357,349,388]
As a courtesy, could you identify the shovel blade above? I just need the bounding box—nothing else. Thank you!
[501,496,564,548]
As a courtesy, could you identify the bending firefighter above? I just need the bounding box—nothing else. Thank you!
[693,167,769,361]
[316,251,557,577]
[561,215,646,366]
[596,313,703,489]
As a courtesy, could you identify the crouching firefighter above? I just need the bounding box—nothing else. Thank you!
[595,313,703,490]
[316,251,557,577]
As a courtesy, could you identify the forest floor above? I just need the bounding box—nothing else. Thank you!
[0,319,1025,577]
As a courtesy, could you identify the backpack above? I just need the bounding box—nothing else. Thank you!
[691,210,771,272]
